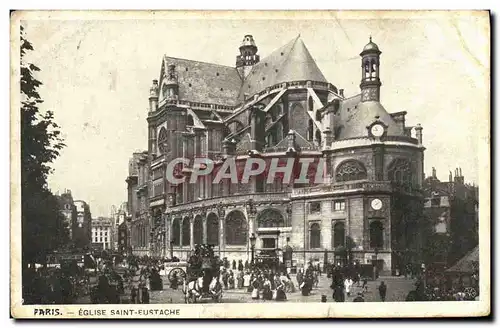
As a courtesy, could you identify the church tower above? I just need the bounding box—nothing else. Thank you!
[360,37,382,102]
[236,35,260,78]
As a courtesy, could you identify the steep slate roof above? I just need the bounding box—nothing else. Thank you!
[336,98,404,139]
[446,246,479,274]
[162,56,242,106]
[239,36,328,100]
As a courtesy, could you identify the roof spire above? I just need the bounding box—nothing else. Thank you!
[369,35,372,42]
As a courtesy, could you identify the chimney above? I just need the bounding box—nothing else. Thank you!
[415,124,423,146]
[339,89,344,98]
[449,170,452,182]
[432,167,436,179]
[149,79,159,112]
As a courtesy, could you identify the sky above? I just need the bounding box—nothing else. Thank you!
[20,11,489,217]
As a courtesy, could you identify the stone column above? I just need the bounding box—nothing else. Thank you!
[219,217,225,254]
[182,136,188,203]
[165,214,171,257]
[217,203,226,255]
[179,218,183,248]
[202,216,208,244]
[189,216,194,250]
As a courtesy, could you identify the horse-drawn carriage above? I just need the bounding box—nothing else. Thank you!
[182,244,223,303]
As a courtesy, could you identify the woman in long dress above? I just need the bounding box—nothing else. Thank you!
[244,272,252,292]
[251,278,260,300]
[262,277,273,300]
[275,280,287,301]
[237,271,244,289]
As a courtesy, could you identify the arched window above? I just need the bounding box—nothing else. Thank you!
[290,103,304,130]
[187,114,194,126]
[206,213,219,245]
[335,160,367,182]
[333,221,345,247]
[388,158,412,186]
[310,223,321,248]
[308,96,314,111]
[370,220,384,249]
[308,119,314,141]
[182,218,190,246]
[193,216,203,245]
[225,211,248,245]
[315,130,322,147]
[157,127,168,154]
[257,209,285,228]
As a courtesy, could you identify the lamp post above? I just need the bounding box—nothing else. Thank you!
[276,230,281,268]
[250,233,256,265]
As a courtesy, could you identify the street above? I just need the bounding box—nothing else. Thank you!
[76,273,416,304]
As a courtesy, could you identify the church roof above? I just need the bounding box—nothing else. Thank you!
[162,56,242,106]
[239,36,327,100]
[336,98,404,139]
[446,246,479,274]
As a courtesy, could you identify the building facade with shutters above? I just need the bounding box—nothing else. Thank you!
[134,35,426,274]
[91,217,114,251]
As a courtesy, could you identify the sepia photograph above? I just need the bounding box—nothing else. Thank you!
[10,10,490,318]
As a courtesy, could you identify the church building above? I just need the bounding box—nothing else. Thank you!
[129,34,426,274]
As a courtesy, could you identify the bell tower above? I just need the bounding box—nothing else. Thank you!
[236,35,260,78]
[360,36,382,102]
[162,64,179,101]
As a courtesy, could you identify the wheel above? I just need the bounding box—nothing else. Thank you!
[168,268,186,282]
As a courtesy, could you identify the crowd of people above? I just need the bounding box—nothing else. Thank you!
[23,249,479,305]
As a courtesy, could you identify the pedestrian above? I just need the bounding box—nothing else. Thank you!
[228,270,235,289]
[238,260,244,272]
[251,277,260,300]
[232,260,236,271]
[362,278,368,293]
[344,277,352,297]
[237,271,244,289]
[379,281,387,302]
[296,269,304,287]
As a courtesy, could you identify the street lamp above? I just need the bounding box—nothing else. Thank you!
[276,230,281,268]
[249,233,256,265]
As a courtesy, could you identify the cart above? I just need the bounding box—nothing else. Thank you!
[183,244,223,303]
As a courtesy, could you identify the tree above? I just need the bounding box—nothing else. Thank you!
[20,25,68,267]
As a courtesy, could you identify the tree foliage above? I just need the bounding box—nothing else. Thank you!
[21,25,68,265]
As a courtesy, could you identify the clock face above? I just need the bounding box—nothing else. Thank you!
[371,124,384,137]
[371,198,383,210]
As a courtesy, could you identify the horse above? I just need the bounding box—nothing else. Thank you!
[183,276,222,303]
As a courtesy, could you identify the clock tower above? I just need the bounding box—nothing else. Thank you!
[360,36,382,102]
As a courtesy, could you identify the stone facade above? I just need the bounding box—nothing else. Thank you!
[128,35,426,275]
